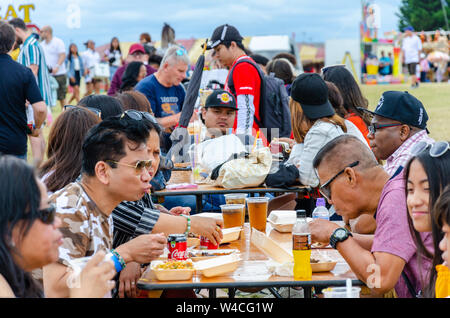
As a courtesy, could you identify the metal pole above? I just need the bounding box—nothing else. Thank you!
[442,0,450,31]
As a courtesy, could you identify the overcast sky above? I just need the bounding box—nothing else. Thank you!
[1,0,402,48]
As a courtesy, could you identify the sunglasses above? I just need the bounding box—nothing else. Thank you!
[321,64,346,75]
[38,204,56,225]
[106,159,153,174]
[176,48,187,56]
[368,123,403,135]
[318,161,359,202]
[120,110,158,124]
[64,105,102,118]
[410,140,450,158]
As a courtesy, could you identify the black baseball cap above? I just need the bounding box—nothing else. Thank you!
[359,91,429,130]
[290,73,335,120]
[204,89,238,110]
[206,24,243,50]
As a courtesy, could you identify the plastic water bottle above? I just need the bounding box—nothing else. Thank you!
[312,198,329,220]
[292,209,312,279]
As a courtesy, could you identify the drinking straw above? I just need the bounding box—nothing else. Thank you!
[346,278,352,298]
[252,131,260,152]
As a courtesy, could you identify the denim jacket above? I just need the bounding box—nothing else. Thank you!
[66,54,86,78]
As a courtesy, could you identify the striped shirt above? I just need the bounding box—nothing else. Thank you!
[112,193,161,248]
[17,33,54,106]
[384,130,435,176]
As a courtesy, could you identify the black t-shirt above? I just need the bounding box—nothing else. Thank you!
[0,54,43,155]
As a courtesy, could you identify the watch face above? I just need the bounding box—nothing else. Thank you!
[335,229,347,239]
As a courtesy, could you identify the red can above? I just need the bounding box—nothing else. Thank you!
[167,234,188,260]
[200,236,219,250]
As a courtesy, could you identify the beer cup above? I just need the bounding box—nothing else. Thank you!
[246,197,269,233]
[220,204,245,228]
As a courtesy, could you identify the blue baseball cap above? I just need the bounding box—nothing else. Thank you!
[403,26,414,32]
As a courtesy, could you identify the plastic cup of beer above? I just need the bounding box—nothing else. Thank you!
[224,193,248,222]
[220,204,245,228]
[246,197,270,233]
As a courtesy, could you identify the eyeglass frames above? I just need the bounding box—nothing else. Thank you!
[38,204,56,225]
[410,140,450,158]
[106,159,153,174]
[368,123,403,135]
[64,105,102,118]
[318,161,359,202]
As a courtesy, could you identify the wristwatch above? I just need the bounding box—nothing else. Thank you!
[329,227,353,249]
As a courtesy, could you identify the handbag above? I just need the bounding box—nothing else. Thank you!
[265,163,300,189]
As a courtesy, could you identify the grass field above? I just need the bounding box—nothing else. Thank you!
[28,82,450,164]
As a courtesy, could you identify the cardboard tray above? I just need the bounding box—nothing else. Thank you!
[311,261,337,272]
[194,254,241,277]
[220,227,242,244]
[150,260,195,281]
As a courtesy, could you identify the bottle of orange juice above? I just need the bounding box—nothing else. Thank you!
[292,209,312,279]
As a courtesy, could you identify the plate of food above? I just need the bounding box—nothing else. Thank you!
[310,255,337,272]
[150,259,195,281]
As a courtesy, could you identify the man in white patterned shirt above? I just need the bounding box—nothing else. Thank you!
[362,91,434,177]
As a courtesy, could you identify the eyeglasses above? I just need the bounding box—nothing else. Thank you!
[176,48,187,56]
[368,123,403,135]
[64,105,102,118]
[120,110,158,124]
[38,204,56,225]
[321,64,346,75]
[319,161,359,202]
[106,159,153,174]
[410,140,450,158]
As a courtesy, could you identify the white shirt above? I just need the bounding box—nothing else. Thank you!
[82,48,101,69]
[402,35,422,64]
[41,36,67,75]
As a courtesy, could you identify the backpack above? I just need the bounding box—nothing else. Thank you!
[227,58,292,141]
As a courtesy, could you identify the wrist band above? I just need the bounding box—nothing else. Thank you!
[109,253,123,273]
[181,214,191,237]
[110,249,126,271]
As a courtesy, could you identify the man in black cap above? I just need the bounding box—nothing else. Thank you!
[361,91,434,177]
[200,89,237,139]
[206,24,262,139]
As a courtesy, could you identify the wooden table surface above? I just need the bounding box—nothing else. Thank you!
[138,223,363,295]
[152,170,311,197]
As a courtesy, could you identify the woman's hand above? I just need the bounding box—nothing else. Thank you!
[118,262,141,298]
[70,251,116,298]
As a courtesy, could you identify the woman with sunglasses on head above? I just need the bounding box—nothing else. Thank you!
[78,94,124,120]
[404,141,450,298]
[39,107,101,195]
[0,155,116,297]
[322,65,371,145]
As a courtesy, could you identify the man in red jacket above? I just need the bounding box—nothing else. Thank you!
[107,43,156,96]
[206,24,262,140]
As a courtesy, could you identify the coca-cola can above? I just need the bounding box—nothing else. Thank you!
[167,234,188,260]
[200,236,218,250]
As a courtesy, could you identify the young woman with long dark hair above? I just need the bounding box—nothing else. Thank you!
[0,155,115,297]
[404,141,450,297]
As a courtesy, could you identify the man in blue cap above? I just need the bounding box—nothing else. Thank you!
[361,91,434,177]
[401,26,422,88]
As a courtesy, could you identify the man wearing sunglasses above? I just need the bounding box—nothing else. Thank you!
[309,134,433,298]
[361,91,434,177]
[43,115,167,297]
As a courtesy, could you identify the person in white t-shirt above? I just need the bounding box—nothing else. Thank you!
[81,40,101,97]
[40,26,67,109]
[401,26,422,88]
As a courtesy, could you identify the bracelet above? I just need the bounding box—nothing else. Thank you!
[181,214,191,237]
[111,249,126,270]
[109,253,123,273]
